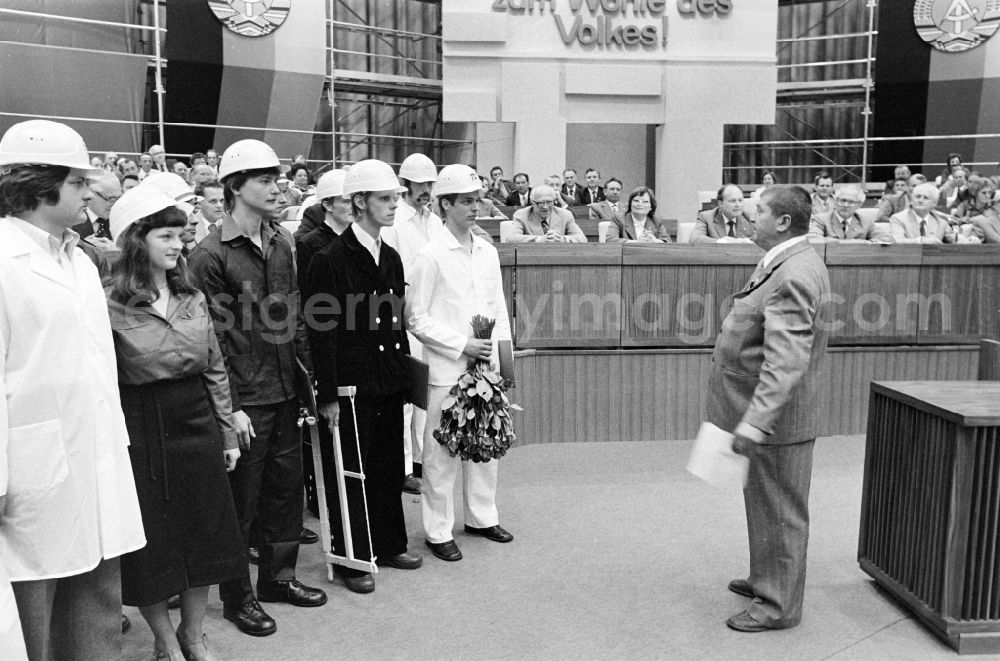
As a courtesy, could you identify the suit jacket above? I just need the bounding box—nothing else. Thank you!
[889,209,954,243]
[486,179,513,206]
[507,206,587,243]
[505,189,532,208]
[605,213,671,243]
[690,208,754,243]
[559,184,583,206]
[808,210,892,242]
[875,192,909,224]
[580,186,605,205]
[588,200,623,224]
[706,240,830,444]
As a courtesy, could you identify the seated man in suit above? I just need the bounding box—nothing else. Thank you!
[72,170,120,243]
[876,173,924,223]
[589,178,624,223]
[809,184,892,242]
[504,172,531,207]
[580,168,605,205]
[810,172,834,215]
[560,168,582,206]
[691,184,753,243]
[486,165,512,207]
[889,182,956,244]
[506,184,587,243]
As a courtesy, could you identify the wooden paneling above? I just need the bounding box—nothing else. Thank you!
[825,244,922,345]
[513,244,622,348]
[917,245,1000,345]
[620,244,762,347]
[510,345,978,445]
[979,340,1000,380]
[497,244,515,342]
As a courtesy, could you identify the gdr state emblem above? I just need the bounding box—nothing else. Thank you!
[914,0,1000,52]
[208,0,290,38]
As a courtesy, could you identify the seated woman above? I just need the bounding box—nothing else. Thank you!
[966,177,1000,243]
[106,188,246,661]
[605,186,671,243]
[288,163,316,198]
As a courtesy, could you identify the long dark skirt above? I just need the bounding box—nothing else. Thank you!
[119,375,246,607]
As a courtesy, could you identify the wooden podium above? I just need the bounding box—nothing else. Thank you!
[860,381,1000,654]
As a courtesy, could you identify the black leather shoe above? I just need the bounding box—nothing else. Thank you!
[257,579,327,607]
[425,539,463,562]
[121,614,131,634]
[464,524,513,543]
[300,527,319,545]
[248,546,259,565]
[726,609,774,633]
[341,573,375,594]
[412,462,422,478]
[377,550,423,570]
[728,578,754,598]
[223,597,276,637]
[402,474,422,495]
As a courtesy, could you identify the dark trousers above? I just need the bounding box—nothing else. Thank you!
[328,391,407,575]
[743,439,815,628]
[220,398,304,605]
[12,557,121,661]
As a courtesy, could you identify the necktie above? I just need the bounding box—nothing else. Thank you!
[919,220,926,237]
[611,202,618,214]
[95,218,111,240]
[843,219,850,236]
[207,223,218,234]
[727,221,735,238]
[540,218,549,233]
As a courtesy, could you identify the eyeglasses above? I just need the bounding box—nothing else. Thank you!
[92,190,120,205]
[533,200,555,207]
[835,199,860,206]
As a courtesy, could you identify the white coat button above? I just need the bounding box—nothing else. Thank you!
[392,316,398,323]
[395,343,400,349]
[379,345,385,352]
[375,317,381,324]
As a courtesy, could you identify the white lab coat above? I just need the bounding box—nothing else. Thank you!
[0,218,145,582]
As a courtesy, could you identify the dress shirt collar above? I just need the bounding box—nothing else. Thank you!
[352,222,381,265]
[760,234,808,270]
[440,225,480,253]
[7,216,79,265]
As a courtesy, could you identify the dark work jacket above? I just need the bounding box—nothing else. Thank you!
[296,222,341,299]
[292,203,326,244]
[307,227,410,404]
[188,215,311,410]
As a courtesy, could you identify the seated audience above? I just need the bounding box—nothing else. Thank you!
[749,169,777,208]
[288,163,315,198]
[477,176,508,219]
[690,184,753,243]
[486,165,512,206]
[505,172,532,207]
[934,152,963,186]
[605,186,670,243]
[954,175,995,221]
[580,168,605,205]
[809,184,892,242]
[810,172,834,215]
[544,175,569,208]
[938,166,970,213]
[507,184,587,242]
[560,168,583,206]
[589,178,624,223]
[965,177,1000,243]
[876,173,925,223]
[889,182,956,243]
[894,164,911,181]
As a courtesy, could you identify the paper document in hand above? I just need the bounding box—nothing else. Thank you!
[686,422,749,488]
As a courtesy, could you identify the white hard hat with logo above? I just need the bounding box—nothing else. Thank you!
[0,120,100,173]
[432,164,483,197]
[342,159,406,196]
[398,153,437,182]
[218,139,281,181]
[140,171,203,204]
[314,168,348,201]
[109,187,179,242]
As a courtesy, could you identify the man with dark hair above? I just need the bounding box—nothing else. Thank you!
[589,177,624,223]
[505,172,531,207]
[73,170,120,243]
[559,168,582,206]
[190,151,207,166]
[876,173,925,223]
[708,184,830,633]
[192,179,225,243]
[811,172,834,215]
[0,119,145,660]
[188,139,327,637]
[691,184,753,243]
[581,168,605,204]
[487,165,511,206]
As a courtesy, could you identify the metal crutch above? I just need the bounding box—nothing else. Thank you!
[297,361,377,581]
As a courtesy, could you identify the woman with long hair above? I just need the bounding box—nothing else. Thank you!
[106,188,246,661]
[606,186,670,242]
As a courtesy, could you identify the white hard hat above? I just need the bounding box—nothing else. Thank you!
[0,120,99,172]
[432,164,483,197]
[140,171,203,204]
[342,159,406,196]
[218,139,281,181]
[315,169,347,200]
[109,187,179,242]
[398,153,437,183]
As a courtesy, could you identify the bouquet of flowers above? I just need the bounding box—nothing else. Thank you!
[433,314,521,463]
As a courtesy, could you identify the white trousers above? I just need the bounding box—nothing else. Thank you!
[0,561,28,661]
[422,385,499,543]
[403,337,426,475]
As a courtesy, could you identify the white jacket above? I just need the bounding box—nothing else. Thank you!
[0,218,145,581]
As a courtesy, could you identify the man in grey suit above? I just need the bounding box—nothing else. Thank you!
[690,184,753,243]
[706,185,830,632]
[507,185,587,243]
[588,178,624,223]
[809,184,892,242]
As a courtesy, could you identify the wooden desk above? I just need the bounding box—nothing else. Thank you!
[918,245,1000,344]
[860,381,1000,654]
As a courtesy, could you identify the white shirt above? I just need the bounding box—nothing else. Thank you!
[382,198,444,274]
[352,223,381,266]
[760,234,808,271]
[7,217,79,270]
[405,228,512,387]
